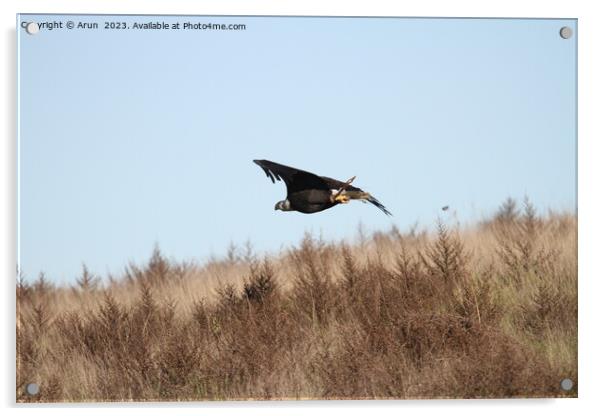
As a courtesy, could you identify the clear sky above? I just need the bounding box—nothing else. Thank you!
[18,15,577,284]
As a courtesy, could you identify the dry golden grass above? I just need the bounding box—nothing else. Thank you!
[16,198,577,402]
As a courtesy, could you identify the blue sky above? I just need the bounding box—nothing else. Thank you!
[18,15,576,283]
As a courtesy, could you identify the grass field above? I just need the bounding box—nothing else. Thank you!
[16,198,577,401]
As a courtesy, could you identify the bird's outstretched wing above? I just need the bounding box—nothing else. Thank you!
[253,160,330,195]
[320,176,362,192]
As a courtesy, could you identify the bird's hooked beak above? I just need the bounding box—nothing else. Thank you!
[274,200,290,211]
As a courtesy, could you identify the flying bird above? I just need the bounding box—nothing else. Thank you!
[253,159,392,216]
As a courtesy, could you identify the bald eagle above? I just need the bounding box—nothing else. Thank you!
[253,159,392,216]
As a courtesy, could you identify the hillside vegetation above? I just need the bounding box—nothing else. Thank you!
[16,198,577,401]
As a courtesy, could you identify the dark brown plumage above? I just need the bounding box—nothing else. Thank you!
[253,159,391,216]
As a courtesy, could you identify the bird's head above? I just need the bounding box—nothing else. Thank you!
[274,199,292,212]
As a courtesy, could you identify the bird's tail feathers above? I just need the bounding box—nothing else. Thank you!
[345,191,392,216]
[345,191,370,200]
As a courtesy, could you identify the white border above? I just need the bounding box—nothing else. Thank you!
[3,1,601,415]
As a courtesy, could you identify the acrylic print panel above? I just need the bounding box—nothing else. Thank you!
[16,14,577,402]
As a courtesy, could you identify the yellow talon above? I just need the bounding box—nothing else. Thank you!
[335,194,350,204]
